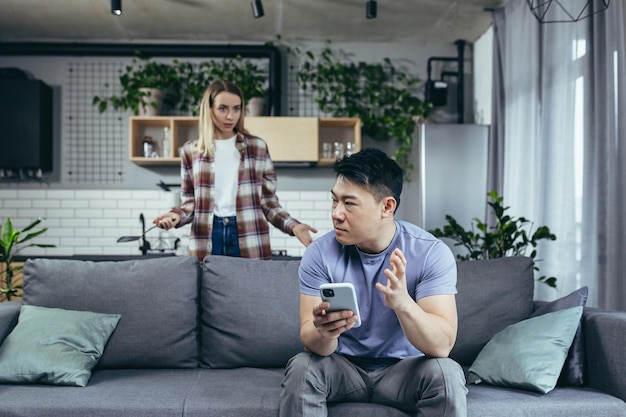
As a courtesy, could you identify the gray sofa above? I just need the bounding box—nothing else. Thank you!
[0,255,624,417]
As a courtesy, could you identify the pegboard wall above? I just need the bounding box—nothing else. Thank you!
[61,54,302,186]
[65,61,128,184]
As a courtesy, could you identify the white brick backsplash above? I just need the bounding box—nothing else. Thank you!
[0,209,17,219]
[61,218,89,227]
[75,190,104,199]
[300,210,329,220]
[89,218,118,228]
[0,190,18,199]
[46,227,75,237]
[104,190,132,200]
[277,191,301,200]
[60,237,89,247]
[61,199,89,209]
[48,190,75,199]
[1,188,331,257]
[118,199,147,209]
[89,199,118,209]
[33,199,61,209]
[285,200,315,210]
[105,209,135,219]
[16,209,46,219]
[131,190,159,200]
[17,189,46,200]
[314,200,332,210]
[4,200,30,208]
[75,209,104,218]
[46,209,74,219]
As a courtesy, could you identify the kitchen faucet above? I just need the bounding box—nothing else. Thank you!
[139,213,151,255]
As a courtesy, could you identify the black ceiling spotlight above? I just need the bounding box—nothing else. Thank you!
[527,0,610,23]
[251,0,264,18]
[111,0,122,16]
[366,0,377,19]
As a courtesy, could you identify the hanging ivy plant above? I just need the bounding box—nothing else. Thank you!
[291,41,432,179]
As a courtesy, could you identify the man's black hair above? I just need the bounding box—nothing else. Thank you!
[333,147,403,209]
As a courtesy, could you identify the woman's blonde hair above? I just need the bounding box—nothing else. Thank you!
[197,79,249,156]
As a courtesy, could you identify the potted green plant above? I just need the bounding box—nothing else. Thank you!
[0,217,56,301]
[200,55,268,116]
[93,53,180,116]
[428,190,558,288]
[93,53,269,117]
[168,60,214,115]
[290,41,432,179]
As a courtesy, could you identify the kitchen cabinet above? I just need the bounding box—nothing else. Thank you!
[128,116,361,166]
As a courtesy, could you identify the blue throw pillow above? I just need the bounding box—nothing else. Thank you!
[468,306,584,394]
[0,305,120,387]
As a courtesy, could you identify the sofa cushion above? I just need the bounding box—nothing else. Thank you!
[531,286,588,386]
[467,384,626,417]
[200,255,303,368]
[0,305,120,387]
[450,256,535,366]
[467,306,584,394]
[22,257,200,369]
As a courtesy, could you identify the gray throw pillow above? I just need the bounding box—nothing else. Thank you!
[450,256,535,366]
[22,256,200,369]
[200,255,303,368]
[468,306,583,394]
[0,305,120,387]
[530,286,588,386]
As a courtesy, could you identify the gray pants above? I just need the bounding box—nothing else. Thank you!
[279,352,467,417]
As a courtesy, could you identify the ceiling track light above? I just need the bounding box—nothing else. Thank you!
[111,0,122,16]
[251,0,264,18]
[366,0,377,19]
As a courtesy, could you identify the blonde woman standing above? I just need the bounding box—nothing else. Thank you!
[154,79,316,261]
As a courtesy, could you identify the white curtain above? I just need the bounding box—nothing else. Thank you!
[492,0,626,309]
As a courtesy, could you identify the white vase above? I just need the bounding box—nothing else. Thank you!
[138,88,164,116]
[246,97,266,117]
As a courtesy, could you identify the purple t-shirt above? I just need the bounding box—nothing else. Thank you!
[299,220,457,360]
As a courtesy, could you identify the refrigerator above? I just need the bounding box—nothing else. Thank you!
[399,124,490,255]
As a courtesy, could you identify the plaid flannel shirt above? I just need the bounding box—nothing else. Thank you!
[172,133,300,261]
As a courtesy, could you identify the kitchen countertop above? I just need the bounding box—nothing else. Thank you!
[14,254,301,262]
[14,253,177,262]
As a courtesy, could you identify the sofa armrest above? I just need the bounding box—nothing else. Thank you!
[0,301,21,345]
[584,307,626,401]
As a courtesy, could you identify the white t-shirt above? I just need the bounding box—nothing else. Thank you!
[213,136,239,217]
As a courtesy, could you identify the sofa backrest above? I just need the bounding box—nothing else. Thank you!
[198,255,535,369]
[450,256,535,366]
[199,255,302,368]
[22,256,200,369]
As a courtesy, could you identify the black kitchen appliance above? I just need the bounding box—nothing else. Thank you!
[0,70,53,172]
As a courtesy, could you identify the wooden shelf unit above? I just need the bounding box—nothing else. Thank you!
[128,116,361,166]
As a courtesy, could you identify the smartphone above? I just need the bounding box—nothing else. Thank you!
[319,283,361,328]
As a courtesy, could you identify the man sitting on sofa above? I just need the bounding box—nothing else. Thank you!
[279,148,467,417]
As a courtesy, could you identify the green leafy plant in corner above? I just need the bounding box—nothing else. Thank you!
[429,190,558,288]
[0,217,56,301]
[289,41,432,179]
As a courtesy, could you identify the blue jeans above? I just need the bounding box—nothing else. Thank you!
[211,216,241,257]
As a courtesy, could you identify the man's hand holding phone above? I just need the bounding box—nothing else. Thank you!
[315,283,361,338]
